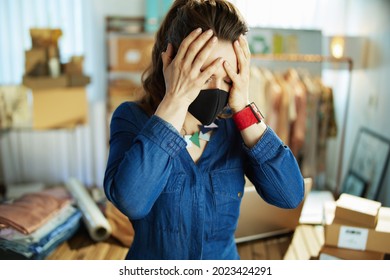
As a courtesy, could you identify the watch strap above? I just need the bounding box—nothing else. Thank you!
[232,102,264,131]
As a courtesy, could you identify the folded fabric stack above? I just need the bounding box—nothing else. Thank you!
[0,186,82,259]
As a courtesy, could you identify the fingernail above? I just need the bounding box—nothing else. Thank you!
[196,27,202,33]
[206,29,213,35]
[212,36,218,43]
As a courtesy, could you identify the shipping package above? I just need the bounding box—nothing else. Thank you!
[334,193,381,228]
[325,206,390,254]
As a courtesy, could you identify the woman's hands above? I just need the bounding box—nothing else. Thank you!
[155,29,251,132]
[155,28,223,131]
[161,28,223,107]
[224,35,267,147]
[224,35,251,113]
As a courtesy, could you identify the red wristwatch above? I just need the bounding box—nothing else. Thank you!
[232,102,264,131]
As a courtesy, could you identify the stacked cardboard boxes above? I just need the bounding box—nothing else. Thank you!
[20,29,90,129]
[106,33,154,113]
[23,28,90,89]
[321,193,390,260]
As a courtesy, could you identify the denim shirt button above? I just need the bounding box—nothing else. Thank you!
[237,192,242,198]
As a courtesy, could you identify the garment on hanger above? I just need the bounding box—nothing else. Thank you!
[284,68,307,158]
[248,65,337,187]
[300,72,322,178]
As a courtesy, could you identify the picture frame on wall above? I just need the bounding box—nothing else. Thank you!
[348,127,390,200]
[342,172,367,197]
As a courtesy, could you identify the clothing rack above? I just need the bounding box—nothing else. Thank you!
[251,53,353,196]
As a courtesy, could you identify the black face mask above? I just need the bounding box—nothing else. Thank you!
[188,89,229,125]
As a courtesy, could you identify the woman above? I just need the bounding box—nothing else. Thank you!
[104,0,304,260]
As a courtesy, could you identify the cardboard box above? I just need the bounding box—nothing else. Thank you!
[334,193,381,228]
[283,225,324,260]
[47,46,60,59]
[68,74,91,87]
[25,49,48,75]
[23,75,91,89]
[376,207,390,232]
[108,36,154,72]
[64,56,84,74]
[32,87,88,129]
[319,245,384,260]
[23,75,68,89]
[108,80,143,112]
[30,28,62,49]
[325,207,390,254]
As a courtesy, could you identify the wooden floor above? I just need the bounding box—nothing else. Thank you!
[237,234,293,260]
[46,227,292,260]
[47,227,128,260]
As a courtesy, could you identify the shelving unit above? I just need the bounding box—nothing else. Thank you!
[105,16,154,116]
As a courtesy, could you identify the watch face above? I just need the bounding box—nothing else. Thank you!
[249,102,264,121]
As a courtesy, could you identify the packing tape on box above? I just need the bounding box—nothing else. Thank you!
[66,178,112,242]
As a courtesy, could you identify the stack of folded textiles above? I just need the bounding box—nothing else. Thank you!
[0,186,82,259]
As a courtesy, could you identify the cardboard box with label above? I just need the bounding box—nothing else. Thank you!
[108,36,154,72]
[325,205,390,254]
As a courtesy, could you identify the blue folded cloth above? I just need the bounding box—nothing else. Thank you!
[0,208,82,259]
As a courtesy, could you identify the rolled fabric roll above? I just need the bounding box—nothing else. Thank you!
[66,178,111,242]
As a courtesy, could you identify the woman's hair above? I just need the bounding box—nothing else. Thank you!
[139,0,249,115]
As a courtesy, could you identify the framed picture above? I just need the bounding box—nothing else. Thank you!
[348,128,390,200]
[342,172,367,197]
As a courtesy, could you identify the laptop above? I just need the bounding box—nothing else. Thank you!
[235,177,313,243]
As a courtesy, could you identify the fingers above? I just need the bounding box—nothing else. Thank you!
[161,43,173,71]
[199,57,224,82]
[234,35,250,76]
[174,28,202,62]
[182,29,214,65]
[175,28,209,62]
[168,28,219,85]
[223,60,238,84]
[191,35,218,71]
[238,34,251,59]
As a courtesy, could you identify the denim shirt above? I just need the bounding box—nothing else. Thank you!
[104,102,304,260]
